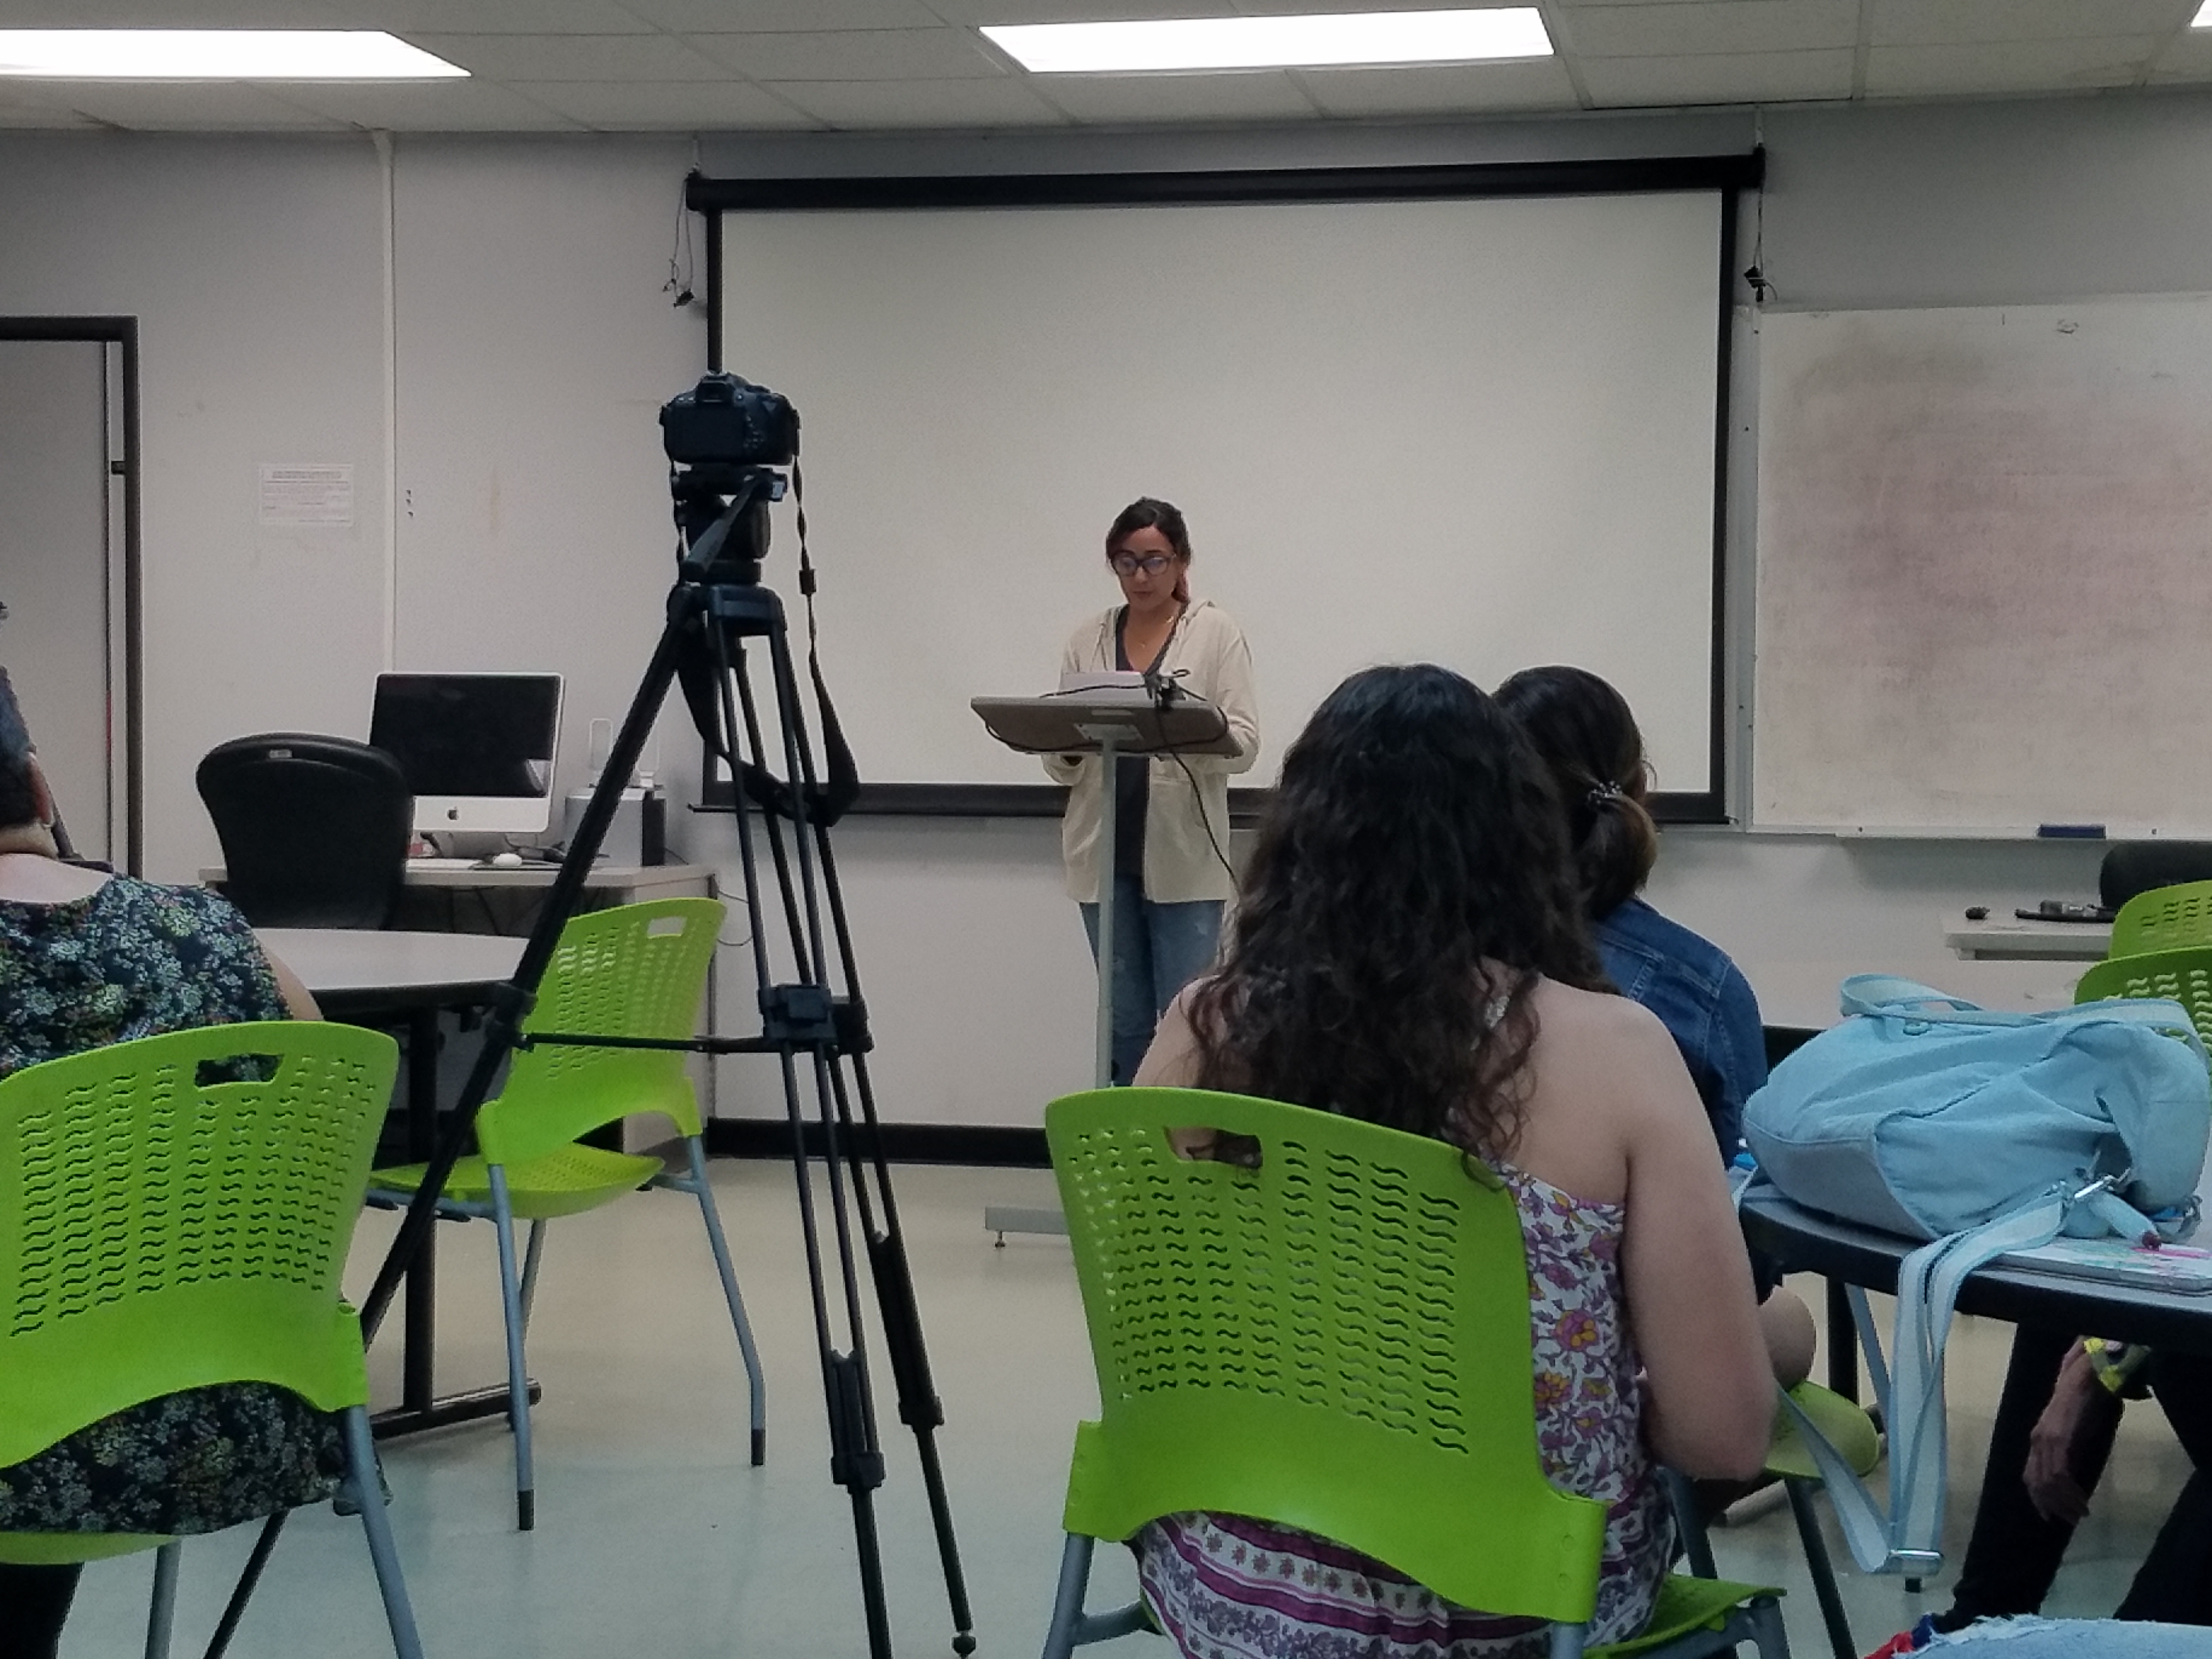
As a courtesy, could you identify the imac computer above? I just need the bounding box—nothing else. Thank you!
[369,672,565,837]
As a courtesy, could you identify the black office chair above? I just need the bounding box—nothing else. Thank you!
[2101,842,2212,912]
[196,733,412,929]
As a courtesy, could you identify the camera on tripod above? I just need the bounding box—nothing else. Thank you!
[660,371,798,580]
[661,370,798,468]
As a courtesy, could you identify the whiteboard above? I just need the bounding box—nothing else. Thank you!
[717,191,1724,793]
[1755,298,2212,834]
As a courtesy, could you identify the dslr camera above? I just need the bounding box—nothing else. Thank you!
[660,370,799,467]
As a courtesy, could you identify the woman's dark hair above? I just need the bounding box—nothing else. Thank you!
[1493,665,1659,918]
[1106,496,1192,603]
[0,668,38,831]
[1189,664,1605,1158]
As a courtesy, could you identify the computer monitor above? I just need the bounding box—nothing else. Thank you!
[369,672,565,837]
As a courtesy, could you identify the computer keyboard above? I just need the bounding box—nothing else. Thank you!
[407,856,488,870]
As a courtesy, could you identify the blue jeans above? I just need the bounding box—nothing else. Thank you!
[1080,872,1224,1086]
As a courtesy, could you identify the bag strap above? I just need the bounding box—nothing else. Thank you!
[1837,975,1988,1018]
[1785,1189,2071,1575]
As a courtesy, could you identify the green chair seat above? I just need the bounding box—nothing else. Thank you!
[1768,1382,1881,1483]
[376,1144,667,1220]
[0,1533,176,1565]
[1596,1573,1785,1657]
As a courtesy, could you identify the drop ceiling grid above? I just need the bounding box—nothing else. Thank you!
[1,0,2211,132]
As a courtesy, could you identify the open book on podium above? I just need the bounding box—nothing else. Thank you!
[970,672,1242,761]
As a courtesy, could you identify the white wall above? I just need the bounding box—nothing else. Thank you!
[4,94,2203,1130]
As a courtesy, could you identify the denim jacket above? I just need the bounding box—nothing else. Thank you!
[1594,897,1765,1163]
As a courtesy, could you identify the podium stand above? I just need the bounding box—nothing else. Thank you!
[973,692,1240,1090]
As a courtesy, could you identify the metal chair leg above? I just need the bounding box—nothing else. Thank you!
[1661,1468,1718,1579]
[1039,1533,1094,1659]
[684,1136,768,1465]
[488,1164,537,1531]
[1785,1478,1855,1659]
[519,1218,548,1336]
[144,1541,182,1659]
[1746,1592,1793,1658]
[342,1407,425,1659]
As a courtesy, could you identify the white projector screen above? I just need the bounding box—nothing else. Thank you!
[710,178,1728,805]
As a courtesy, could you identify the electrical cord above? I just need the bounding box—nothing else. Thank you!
[1143,669,1239,887]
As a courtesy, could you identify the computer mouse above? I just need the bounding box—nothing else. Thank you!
[489,851,524,869]
[1964,905,1989,921]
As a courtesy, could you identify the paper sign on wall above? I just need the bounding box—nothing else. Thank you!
[258,462,353,529]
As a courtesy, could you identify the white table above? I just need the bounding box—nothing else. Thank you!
[1752,956,2086,1035]
[209,859,710,898]
[257,926,522,1006]
[258,927,523,1440]
[1945,911,2112,960]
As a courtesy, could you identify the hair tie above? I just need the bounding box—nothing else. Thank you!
[1585,781,1623,809]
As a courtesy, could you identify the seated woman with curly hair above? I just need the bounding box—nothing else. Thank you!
[1132,663,1773,1658]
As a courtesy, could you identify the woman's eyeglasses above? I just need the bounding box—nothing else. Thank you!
[1110,553,1173,577]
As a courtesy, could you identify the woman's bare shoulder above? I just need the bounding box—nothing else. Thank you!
[1529,973,1672,1049]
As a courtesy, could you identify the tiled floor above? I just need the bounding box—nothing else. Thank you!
[57,1161,2200,1657]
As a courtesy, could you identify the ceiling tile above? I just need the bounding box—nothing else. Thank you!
[1870,0,2193,49]
[402,32,733,80]
[1300,57,1580,114]
[38,81,352,129]
[617,0,945,28]
[0,0,348,20]
[0,105,98,127]
[1579,45,1851,103]
[1864,37,2159,95]
[348,0,653,31]
[265,76,585,129]
[693,28,1006,80]
[2150,29,2212,81]
[1561,0,1858,58]
[1032,68,1318,122]
[768,76,1068,126]
[923,0,1228,21]
[514,76,821,126]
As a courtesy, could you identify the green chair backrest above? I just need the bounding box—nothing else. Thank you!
[0,1020,399,1469]
[2109,882,2212,960]
[477,897,725,1168]
[2075,946,2212,1051]
[1045,1086,1608,1627]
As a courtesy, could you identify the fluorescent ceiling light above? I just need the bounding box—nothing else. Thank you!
[2196,0,2212,26]
[0,31,467,80]
[983,8,1551,73]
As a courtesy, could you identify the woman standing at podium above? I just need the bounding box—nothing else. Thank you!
[1046,498,1259,1086]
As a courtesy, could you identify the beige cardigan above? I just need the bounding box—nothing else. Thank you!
[1044,598,1260,904]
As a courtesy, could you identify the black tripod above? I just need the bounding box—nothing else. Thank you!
[337,464,977,1659]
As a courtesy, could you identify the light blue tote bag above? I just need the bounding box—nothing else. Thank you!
[1742,974,2211,1576]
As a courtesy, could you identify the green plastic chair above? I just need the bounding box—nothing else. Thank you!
[370,897,765,1531]
[1041,1087,1789,1659]
[2107,882,2212,960]
[1669,1383,1881,1659]
[0,1020,420,1659]
[2075,946,2212,1047]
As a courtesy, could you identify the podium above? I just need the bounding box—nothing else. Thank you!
[973,691,1240,1089]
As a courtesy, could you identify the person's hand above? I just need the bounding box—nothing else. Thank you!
[2023,1341,2121,1525]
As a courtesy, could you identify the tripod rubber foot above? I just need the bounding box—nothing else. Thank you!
[751,1427,766,1466]
[952,1635,977,1656]
[518,1491,535,1532]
